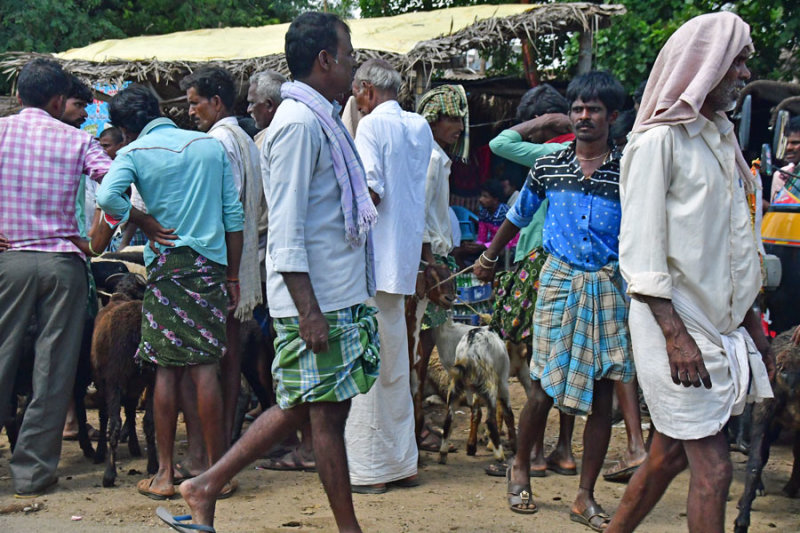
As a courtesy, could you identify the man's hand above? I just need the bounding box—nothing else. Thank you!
[641,295,712,389]
[67,236,92,256]
[299,309,330,354]
[512,113,572,143]
[0,233,9,252]
[369,188,381,207]
[131,210,177,248]
[791,324,800,346]
[472,256,495,283]
[226,281,241,312]
[664,328,712,388]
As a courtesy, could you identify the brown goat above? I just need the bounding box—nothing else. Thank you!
[91,274,156,487]
[734,327,800,533]
[405,262,457,446]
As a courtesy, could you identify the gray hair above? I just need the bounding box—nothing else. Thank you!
[354,59,402,94]
[249,70,287,104]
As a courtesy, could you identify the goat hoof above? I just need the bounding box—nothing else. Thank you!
[466,444,477,456]
[82,446,95,459]
[438,453,448,465]
[102,474,116,488]
[733,523,748,533]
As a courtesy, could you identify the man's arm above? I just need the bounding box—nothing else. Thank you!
[472,219,521,282]
[740,306,775,380]
[267,121,329,352]
[511,113,572,143]
[83,137,113,183]
[355,119,384,207]
[0,232,10,252]
[489,122,569,168]
[225,230,244,312]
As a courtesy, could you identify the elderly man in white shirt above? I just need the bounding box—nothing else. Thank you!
[344,59,433,493]
[610,13,774,533]
[181,66,264,450]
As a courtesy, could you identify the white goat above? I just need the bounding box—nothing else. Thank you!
[431,318,515,464]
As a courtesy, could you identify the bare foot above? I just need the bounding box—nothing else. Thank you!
[179,476,217,527]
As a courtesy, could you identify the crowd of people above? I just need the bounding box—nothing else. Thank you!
[0,9,785,533]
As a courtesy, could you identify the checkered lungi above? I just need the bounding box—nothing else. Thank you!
[272,304,381,409]
[530,254,634,415]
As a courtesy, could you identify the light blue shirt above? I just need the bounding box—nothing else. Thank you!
[262,83,370,318]
[96,117,244,267]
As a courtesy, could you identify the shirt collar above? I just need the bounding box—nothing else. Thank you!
[432,142,452,167]
[560,140,621,166]
[684,112,733,138]
[20,107,57,120]
[293,80,339,119]
[138,117,177,138]
[370,100,400,116]
[208,116,239,132]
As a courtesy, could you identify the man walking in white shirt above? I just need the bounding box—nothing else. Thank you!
[345,59,433,493]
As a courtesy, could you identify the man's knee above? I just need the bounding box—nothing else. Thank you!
[528,379,550,405]
[310,401,351,432]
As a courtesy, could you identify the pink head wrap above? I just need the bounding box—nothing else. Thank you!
[633,11,755,189]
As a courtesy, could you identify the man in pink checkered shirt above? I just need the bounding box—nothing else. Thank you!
[0,58,112,498]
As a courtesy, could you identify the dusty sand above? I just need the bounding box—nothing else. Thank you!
[2,380,798,533]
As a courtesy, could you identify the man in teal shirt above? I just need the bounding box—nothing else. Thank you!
[96,84,244,502]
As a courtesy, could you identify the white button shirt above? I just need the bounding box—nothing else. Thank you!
[262,88,369,318]
[619,114,762,334]
[356,100,432,295]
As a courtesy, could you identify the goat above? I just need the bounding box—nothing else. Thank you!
[433,318,515,465]
[231,317,274,442]
[405,262,457,445]
[734,327,800,533]
[91,273,157,487]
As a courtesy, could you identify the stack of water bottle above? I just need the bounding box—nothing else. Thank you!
[453,272,493,326]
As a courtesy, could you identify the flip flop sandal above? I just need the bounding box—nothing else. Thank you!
[156,506,216,532]
[569,503,610,532]
[173,463,197,485]
[257,449,317,472]
[388,476,420,488]
[506,466,537,514]
[546,457,577,476]
[137,477,176,500]
[217,479,238,500]
[485,459,546,478]
[602,457,645,483]
[352,483,388,494]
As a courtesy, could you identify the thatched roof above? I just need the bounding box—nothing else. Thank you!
[2,3,623,84]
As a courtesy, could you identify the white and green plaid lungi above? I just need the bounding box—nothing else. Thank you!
[272,304,380,409]
[530,255,634,415]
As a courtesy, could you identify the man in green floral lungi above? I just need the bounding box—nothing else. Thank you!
[175,12,379,533]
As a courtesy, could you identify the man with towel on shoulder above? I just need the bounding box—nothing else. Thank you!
[609,12,774,533]
[173,11,379,533]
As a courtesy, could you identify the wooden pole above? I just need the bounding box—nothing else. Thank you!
[577,31,593,74]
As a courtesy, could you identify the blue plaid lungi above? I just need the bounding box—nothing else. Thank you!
[530,255,634,415]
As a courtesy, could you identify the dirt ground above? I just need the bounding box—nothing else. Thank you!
[2,379,798,533]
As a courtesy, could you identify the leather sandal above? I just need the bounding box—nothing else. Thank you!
[506,465,537,514]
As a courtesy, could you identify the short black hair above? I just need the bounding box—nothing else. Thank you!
[516,84,569,122]
[566,71,626,114]
[98,126,123,144]
[285,11,348,79]
[480,179,505,202]
[179,66,236,110]
[787,116,800,136]
[610,108,636,142]
[67,74,93,103]
[17,58,70,108]
[109,85,162,136]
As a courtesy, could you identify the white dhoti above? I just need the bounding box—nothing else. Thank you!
[345,291,418,484]
[629,291,772,441]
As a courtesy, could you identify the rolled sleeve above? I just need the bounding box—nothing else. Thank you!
[220,155,244,232]
[83,137,112,182]
[506,181,542,228]
[95,153,135,225]
[619,128,674,298]
[489,129,566,168]
[267,122,314,273]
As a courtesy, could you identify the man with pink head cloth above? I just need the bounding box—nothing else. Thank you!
[611,12,775,532]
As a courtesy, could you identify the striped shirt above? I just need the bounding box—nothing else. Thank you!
[506,143,622,272]
[0,107,111,256]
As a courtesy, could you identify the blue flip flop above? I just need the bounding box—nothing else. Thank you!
[156,506,216,532]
